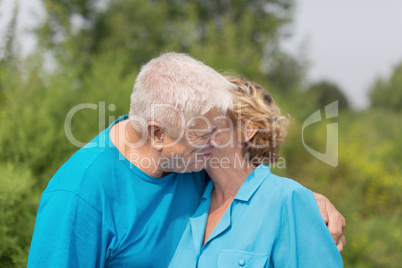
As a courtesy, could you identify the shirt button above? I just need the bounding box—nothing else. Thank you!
[238,258,246,266]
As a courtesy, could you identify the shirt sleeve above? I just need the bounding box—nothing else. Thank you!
[271,188,344,268]
[27,190,112,268]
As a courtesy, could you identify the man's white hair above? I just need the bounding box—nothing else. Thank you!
[129,52,236,137]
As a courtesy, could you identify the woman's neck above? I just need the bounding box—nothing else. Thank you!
[202,156,256,245]
[206,157,256,203]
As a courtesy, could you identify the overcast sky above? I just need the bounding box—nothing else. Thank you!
[1,0,402,109]
[283,0,402,109]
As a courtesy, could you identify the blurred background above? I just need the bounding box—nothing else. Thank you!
[0,0,401,267]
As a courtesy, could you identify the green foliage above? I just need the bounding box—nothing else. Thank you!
[0,50,135,189]
[0,1,20,67]
[307,80,349,110]
[273,110,402,267]
[0,163,40,267]
[338,112,402,267]
[370,61,402,111]
[37,0,296,82]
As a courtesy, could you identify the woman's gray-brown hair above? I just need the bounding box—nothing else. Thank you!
[225,76,290,166]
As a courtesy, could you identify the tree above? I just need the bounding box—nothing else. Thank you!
[307,80,349,110]
[370,61,402,112]
[0,164,40,267]
[36,0,298,80]
[0,2,21,108]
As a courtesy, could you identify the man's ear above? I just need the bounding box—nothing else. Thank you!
[243,123,258,143]
[147,121,164,150]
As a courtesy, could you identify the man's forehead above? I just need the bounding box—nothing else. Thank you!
[187,111,226,130]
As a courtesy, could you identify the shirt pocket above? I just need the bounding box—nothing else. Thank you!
[217,250,268,268]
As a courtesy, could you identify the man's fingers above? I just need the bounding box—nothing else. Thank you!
[313,193,329,224]
[319,204,329,225]
[336,234,346,252]
[328,225,342,245]
[322,211,329,225]
[327,212,346,252]
[312,192,346,252]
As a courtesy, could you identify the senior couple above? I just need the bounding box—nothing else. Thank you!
[28,52,344,267]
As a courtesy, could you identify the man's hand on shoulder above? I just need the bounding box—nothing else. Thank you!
[313,192,346,252]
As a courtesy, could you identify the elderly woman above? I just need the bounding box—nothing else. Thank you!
[169,77,343,267]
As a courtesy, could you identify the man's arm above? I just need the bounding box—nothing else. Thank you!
[28,191,110,267]
[313,192,346,252]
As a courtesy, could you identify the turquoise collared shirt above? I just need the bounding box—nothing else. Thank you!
[169,164,343,267]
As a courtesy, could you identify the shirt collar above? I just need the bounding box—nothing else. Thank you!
[200,180,214,202]
[233,164,271,202]
[201,164,271,203]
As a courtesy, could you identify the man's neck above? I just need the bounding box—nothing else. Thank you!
[109,120,165,178]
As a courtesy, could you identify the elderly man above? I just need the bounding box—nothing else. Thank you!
[27,53,345,267]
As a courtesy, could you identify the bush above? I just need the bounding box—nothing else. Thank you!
[0,163,40,267]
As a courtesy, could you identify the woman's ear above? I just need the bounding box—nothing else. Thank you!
[243,123,258,143]
[147,121,164,150]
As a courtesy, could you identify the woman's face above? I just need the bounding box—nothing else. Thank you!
[205,116,244,171]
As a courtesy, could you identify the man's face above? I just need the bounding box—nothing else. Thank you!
[161,108,225,173]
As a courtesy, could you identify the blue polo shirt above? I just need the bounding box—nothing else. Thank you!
[27,116,205,267]
[169,164,343,267]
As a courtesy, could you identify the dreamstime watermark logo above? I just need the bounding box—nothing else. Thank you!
[302,101,339,167]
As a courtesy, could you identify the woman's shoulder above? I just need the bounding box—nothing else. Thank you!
[261,171,313,201]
